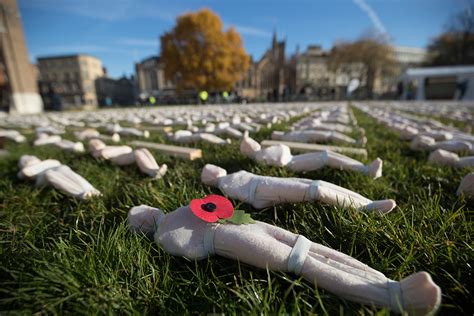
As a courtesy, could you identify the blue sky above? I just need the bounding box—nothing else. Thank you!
[20,0,469,78]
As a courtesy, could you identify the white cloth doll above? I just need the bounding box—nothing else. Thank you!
[74,128,121,143]
[36,126,64,135]
[215,126,243,138]
[17,155,101,200]
[428,149,474,168]
[410,135,472,153]
[293,119,354,134]
[107,123,149,138]
[33,133,62,146]
[241,133,382,179]
[119,127,150,138]
[168,130,231,145]
[127,202,441,315]
[457,173,474,199]
[88,139,167,178]
[0,129,26,143]
[201,164,396,213]
[54,140,85,153]
[272,130,361,145]
[34,133,84,153]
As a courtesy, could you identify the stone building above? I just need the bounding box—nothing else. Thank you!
[394,46,427,69]
[135,56,175,100]
[295,45,335,99]
[236,32,296,102]
[376,46,427,98]
[37,54,104,109]
[295,45,427,100]
[95,75,136,107]
[0,0,43,113]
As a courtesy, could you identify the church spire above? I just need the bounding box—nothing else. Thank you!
[272,29,277,48]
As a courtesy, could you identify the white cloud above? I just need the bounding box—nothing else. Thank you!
[352,0,389,38]
[233,25,272,38]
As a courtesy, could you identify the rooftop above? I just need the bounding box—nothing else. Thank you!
[37,54,101,61]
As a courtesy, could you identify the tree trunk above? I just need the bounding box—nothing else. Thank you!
[366,66,375,100]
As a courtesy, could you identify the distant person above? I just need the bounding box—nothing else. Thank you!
[149,96,156,105]
[105,97,113,107]
[397,81,403,99]
[406,81,415,100]
[455,80,468,100]
[199,91,208,104]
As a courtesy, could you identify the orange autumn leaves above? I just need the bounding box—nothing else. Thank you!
[160,9,250,92]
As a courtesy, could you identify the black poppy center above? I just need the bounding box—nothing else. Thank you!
[201,202,217,212]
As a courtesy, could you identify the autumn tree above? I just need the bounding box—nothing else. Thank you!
[160,9,250,92]
[329,35,398,99]
[427,7,474,66]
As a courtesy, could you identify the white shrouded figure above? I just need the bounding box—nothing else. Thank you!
[107,123,150,138]
[74,128,121,143]
[54,140,85,153]
[0,129,26,143]
[168,130,231,145]
[88,139,167,178]
[34,133,85,153]
[128,204,441,315]
[293,120,354,134]
[33,133,62,146]
[410,135,472,154]
[457,173,474,199]
[347,78,360,96]
[201,164,396,213]
[428,149,474,168]
[241,133,382,179]
[272,130,366,146]
[17,155,101,200]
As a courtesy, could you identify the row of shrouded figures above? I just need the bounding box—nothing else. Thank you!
[354,102,474,198]
[9,104,448,315]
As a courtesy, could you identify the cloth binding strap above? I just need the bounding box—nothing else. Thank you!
[309,180,321,200]
[387,280,404,313]
[247,176,260,204]
[287,235,312,275]
[321,150,329,164]
[204,224,218,255]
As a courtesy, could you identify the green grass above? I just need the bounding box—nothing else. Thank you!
[0,105,473,314]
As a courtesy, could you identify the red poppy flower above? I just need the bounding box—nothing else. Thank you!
[190,194,234,223]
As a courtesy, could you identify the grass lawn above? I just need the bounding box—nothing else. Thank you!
[0,105,472,314]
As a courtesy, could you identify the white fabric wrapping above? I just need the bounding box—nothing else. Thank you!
[272,130,357,144]
[429,149,474,168]
[309,180,372,209]
[17,155,101,200]
[457,172,474,198]
[21,159,61,178]
[287,235,312,275]
[388,280,404,313]
[240,135,377,177]
[202,164,395,212]
[45,165,101,200]
[203,224,218,255]
[134,148,167,178]
[131,204,441,314]
[34,135,62,146]
[287,151,329,172]
[254,144,292,167]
